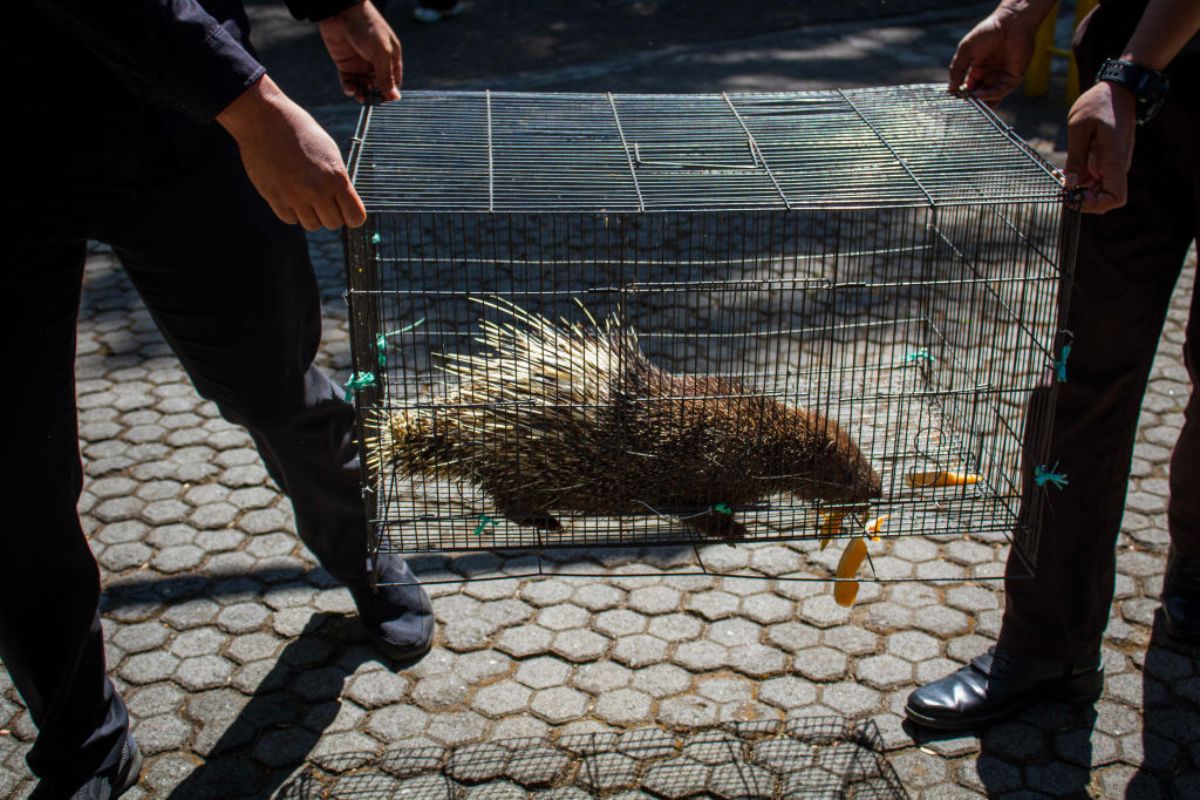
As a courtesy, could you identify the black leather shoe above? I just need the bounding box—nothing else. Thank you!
[30,731,142,800]
[346,553,435,662]
[905,646,1102,731]
[1162,548,1200,644]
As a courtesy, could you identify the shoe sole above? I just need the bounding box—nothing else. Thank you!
[371,635,434,664]
[904,668,1104,732]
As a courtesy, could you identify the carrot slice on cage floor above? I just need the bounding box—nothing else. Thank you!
[905,470,980,488]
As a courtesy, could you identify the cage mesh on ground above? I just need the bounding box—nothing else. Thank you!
[343,84,1079,585]
[278,718,906,799]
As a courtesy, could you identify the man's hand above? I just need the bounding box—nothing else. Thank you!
[217,76,367,230]
[949,2,1051,103]
[1064,81,1137,214]
[318,1,403,102]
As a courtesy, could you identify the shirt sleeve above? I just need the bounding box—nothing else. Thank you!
[28,0,266,122]
[284,0,362,22]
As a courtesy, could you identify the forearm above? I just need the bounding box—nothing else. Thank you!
[1121,0,1200,69]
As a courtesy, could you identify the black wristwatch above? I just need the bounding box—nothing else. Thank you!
[1096,58,1170,125]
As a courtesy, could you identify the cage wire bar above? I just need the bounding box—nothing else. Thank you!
[343,84,1079,586]
[278,718,906,799]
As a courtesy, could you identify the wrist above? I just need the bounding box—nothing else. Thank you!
[216,75,292,140]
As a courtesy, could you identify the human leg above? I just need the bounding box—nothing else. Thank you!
[0,239,134,788]
[105,137,431,655]
[908,60,1197,729]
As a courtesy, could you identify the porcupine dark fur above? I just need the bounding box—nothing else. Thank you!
[369,297,881,539]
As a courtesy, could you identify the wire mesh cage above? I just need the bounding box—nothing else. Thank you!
[278,718,907,799]
[343,84,1078,585]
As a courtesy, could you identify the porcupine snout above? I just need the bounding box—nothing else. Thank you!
[374,407,460,479]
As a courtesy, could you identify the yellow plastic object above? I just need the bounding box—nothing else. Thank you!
[1024,0,1099,103]
[905,470,980,488]
[834,538,868,607]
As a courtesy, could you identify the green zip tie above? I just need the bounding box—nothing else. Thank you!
[903,348,933,365]
[713,503,732,515]
[1054,342,1072,383]
[1034,462,1068,490]
[473,514,498,535]
[343,371,376,401]
[369,232,381,246]
[375,318,426,367]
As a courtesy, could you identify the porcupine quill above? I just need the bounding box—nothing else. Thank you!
[367,297,881,539]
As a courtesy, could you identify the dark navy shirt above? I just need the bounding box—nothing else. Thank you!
[20,0,358,121]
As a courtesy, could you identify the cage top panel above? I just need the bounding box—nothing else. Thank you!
[349,83,1064,213]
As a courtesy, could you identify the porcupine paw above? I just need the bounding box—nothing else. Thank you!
[505,513,563,531]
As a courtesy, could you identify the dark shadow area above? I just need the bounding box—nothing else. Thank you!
[166,613,426,800]
[245,0,993,105]
[275,716,908,798]
[1127,611,1200,799]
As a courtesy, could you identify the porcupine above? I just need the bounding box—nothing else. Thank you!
[369,297,881,539]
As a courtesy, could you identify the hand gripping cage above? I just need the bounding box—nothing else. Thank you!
[342,84,1079,586]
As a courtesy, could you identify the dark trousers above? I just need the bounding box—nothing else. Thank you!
[1,127,369,784]
[998,12,1200,665]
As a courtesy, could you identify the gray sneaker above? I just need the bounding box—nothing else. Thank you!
[30,731,142,800]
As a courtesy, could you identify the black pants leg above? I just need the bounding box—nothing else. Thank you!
[0,240,130,784]
[2,131,373,783]
[998,41,1200,663]
[106,136,370,583]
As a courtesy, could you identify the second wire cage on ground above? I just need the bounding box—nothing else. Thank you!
[343,85,1079,584]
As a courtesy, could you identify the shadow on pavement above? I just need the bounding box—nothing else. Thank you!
[1128,612,1200,798]
[166,612,426,799]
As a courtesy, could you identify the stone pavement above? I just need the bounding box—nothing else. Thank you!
[3,7,1200,800]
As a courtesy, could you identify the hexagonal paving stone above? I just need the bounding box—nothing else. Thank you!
[727,644,787,678]
[578,752,639,793]
[707,618,762,648]
[495,625,554,659]
[686,591,740,621]
[471,681,533,718]
[741,594,794,625]
[793,647,848,682]
[627,586,682,615]
[412,674,470,710]
[536,604,591,632]
[658,696,720,729]
[710,762,774,799]
[573,583,625,611]
[551,630,609,663]
[521,580,573,607]
[646,614,702,643]
[643,758,711,800]
[856,654,913,689]
[347,670,410,708]
[445,742,510,782]
[365,704,428,741]
[574,661,633,694]
[886,631,941,663]
[516,656,573,690]
[758,676,818,711]
[632,663,692,698]
[820,682,881,717]
[505,744,571,787]
[594,688,653,725]
[594,609,648,638]
[612,635,669,668]
[530,686,590,724]
[427,711,488,746]
[672,640,727,672]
